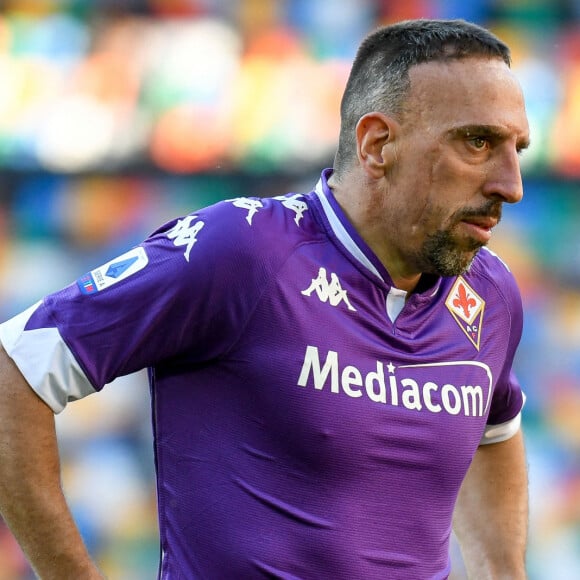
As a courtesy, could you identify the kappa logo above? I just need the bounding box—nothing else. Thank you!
[273,194,308,226]
[167,215,205,262]
[229,195,309,227]
[445,276,485,350]
[301,267,356,311]
[229,198,264,225]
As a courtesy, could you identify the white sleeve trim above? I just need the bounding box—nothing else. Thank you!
[0,301,96,413]
[480,395,525,445]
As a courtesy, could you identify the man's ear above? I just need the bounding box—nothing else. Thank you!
[356,112,398,178]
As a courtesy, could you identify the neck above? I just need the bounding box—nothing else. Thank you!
[328,171,423,293]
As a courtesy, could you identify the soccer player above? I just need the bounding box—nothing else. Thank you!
[0,19,530,579]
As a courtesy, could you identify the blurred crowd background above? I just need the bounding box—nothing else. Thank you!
[0,0,578,578]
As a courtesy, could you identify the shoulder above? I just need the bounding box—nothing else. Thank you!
[466,247,523,313]
[152,192,321,260]
[143,192,324,284]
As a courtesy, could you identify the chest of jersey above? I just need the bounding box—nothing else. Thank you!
[217,247,507,487]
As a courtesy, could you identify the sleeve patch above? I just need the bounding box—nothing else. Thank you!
[77,246,148,295]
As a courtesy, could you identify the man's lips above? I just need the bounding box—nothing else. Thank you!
[459,216,498,244]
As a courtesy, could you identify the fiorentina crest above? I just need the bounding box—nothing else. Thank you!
[445,276,485,350]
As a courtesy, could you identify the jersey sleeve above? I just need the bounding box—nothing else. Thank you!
[478,248,526,445]
[0,200,277,412]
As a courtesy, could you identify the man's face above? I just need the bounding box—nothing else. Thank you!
[382,57,530,278]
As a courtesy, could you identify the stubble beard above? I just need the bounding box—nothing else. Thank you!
[421,229,483,277]
[419,201,502,277]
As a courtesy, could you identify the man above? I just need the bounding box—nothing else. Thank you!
[0,19,529,579]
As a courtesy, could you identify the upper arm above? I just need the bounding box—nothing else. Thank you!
[453,427,528,577]
[0,343,55,435]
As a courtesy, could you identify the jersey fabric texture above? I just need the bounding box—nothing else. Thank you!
[0,169,525,579]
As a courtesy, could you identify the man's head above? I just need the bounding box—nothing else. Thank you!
[334,19,512,174]
[330,19,530,289]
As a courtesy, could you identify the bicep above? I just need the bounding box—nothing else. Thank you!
[470,428,527,484]
[453,429,528,575]
[455,428,528,529]
[0,343,58,465]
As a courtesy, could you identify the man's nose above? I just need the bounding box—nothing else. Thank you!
[482,145,524,204]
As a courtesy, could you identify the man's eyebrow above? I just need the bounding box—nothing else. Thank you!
[450,125,531,150]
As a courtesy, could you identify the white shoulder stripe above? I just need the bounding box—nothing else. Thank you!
[0,302,95,413]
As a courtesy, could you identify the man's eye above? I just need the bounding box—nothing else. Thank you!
[469,137,488,150]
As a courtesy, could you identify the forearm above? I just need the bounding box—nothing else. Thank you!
[0,346,103,579]
[453,428,528,579]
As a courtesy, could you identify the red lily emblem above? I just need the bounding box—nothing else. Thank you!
[453,283,477,319]
[445,276,485,350]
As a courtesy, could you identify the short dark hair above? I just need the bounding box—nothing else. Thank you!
[333,19,512,174]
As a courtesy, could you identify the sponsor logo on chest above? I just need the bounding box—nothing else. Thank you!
[297,345,493,418]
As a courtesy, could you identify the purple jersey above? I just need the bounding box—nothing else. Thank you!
[0,170,525,579]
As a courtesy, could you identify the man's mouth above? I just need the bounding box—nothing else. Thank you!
[459,216,498,244]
